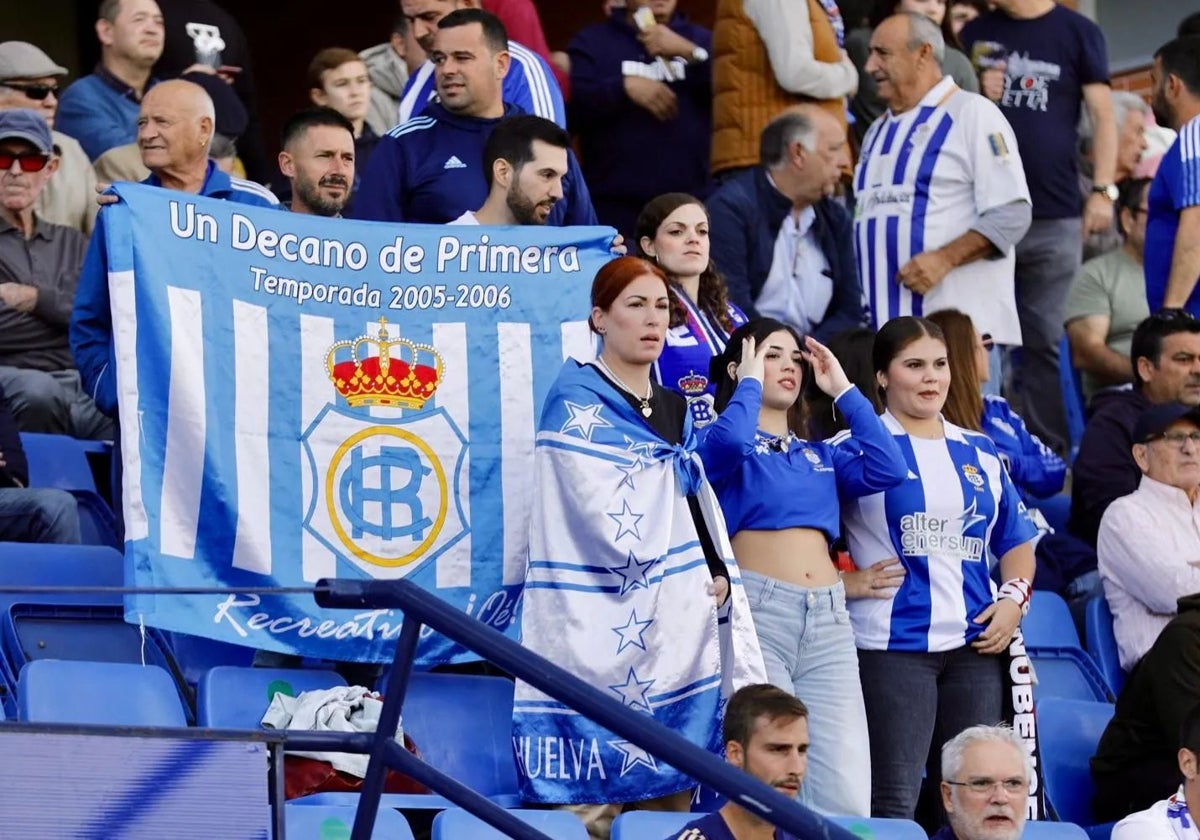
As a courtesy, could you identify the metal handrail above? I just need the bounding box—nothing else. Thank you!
[311,577,858,840]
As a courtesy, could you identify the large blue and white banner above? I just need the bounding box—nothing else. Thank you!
[105,183,610,665]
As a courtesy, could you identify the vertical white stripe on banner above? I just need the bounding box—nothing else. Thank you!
[230,300,272,573]
[431,321,471,588]
[561,320,595,363]
[300,314,337,582]
[109,270,148,540]
[498,322,534,586]
[159,287,206,559]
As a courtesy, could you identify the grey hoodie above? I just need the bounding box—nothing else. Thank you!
[359,42,409,136]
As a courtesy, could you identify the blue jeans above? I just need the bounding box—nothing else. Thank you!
[0,487,81,543]
[742,571,871,817]
[857,646,1003,820]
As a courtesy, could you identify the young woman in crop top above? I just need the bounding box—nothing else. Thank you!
[698,317,908,818]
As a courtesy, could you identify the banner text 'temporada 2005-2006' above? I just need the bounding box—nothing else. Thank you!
[105,183,613,664]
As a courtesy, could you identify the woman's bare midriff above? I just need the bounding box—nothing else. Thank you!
[731,528,839,588]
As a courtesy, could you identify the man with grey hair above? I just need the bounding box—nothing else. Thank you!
[1080,90,1151,260]
[933,724,1031,840]
[707,104,867,342]
[855,12,1031,392]
[71,78,277,420]
[0,41,98,235]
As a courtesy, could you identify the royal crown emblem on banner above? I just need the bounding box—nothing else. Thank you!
[325,317,444,409]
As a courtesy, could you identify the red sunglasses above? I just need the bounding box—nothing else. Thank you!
[0,152,51,173]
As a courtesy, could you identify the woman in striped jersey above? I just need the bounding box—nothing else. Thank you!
[698,317,908,817]
[637,193,747,429]
[840,315,1038,821]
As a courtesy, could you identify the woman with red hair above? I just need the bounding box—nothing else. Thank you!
[513,256,765,834]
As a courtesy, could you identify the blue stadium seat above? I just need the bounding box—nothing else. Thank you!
[1034,493,1071,534]
[829,816,929,838]
[1030,647,1114,703]
[1023,820,1091,838]
[611,812,692,839]
[401,672,520,802]
[431,808,587,839]
[285,803,414,839]
[167,632,255,687]
[1084,595,1126,696]
[1023,591,1081,648]
[196,665,347,728]
[1059,333,1086,458]
[17,660,187,726]
[20,433,119,549]
[1038,698,1115,827]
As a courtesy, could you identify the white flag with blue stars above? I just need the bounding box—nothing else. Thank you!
[512,361,765,803]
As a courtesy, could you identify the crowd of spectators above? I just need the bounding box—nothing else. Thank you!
[6,0,1200,837]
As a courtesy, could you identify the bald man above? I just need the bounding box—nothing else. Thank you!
[70,78,278,420]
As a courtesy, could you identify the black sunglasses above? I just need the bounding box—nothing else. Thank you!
[1153,308,1200,324]
[1,82,59,101]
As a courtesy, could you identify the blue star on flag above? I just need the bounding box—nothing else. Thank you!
[607,739,659,776]
[622,435,658,461]
[614,459,639,490]
[560,401,612,441]
[607,500,644,541]
[612,551,657,595]
[612,610,654,654]
[608,667,655,712]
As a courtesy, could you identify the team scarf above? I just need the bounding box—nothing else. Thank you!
[513,360,766,804]
[1004,625,1046,820]
[1168,787,1199,840]
[816,0,846,47]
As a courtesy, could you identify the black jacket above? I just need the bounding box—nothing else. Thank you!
[1068,388,1151,547]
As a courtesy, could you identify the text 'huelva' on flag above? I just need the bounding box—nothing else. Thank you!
[105,182,613,666]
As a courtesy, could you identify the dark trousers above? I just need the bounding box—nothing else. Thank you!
[858,646,1004,820]
[1092,756,1180,823]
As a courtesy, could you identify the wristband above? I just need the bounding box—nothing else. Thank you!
[999,577,1032,617]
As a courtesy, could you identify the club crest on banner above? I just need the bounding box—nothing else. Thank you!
[301,317,469,577]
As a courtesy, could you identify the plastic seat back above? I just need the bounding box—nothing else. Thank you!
[197,665,347,728]
[1084,595,1126,696]
[17,660,187,726]
[1038,697,1115,826]
[432,808,587,839]
[1030,647,1114,703]
[1023,591,1080,648]
[285,803,414,839]
[20,432,101,493]
[1059,333,1086,458]
[830,816,929,838]
[402,672,518,798]
[1023,820,1091,838]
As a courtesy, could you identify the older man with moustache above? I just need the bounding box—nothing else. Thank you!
[70,79,278,421]
[930,725,1031,840]
[0,42,98,235]
[707,105,864,343]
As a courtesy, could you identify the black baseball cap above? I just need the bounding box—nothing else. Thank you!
[1132,402,1200,443]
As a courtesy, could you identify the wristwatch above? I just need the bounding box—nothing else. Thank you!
[691,46,709,63]
[1092,183,1119,201]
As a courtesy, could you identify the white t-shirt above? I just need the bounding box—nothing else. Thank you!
[853,75,1030,345]
[449,211,479,226]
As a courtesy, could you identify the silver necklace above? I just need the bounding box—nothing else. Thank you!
[596,357,653,418]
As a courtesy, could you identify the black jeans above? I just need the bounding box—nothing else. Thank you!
[858,646,1004,819]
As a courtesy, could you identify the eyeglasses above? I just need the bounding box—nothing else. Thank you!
[980,333,994,351]
[946,778,1027,796]
[1,82,59,101]
[1148,430,1200,449]
[0,152,50,173]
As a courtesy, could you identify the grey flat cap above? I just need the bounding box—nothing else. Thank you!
[0,42,68,81]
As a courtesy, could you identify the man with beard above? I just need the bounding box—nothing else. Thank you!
[352,8,594,226]
[1145,36,1200,317]
[663,684,808,840]
[450,113,566,226]
[931,725,1030,840]
[278,108,355,217]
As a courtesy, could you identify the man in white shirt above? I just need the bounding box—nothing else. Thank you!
[854,12,1031,351]
[1097,402,1200,671]
[450,112,567,226]
[1110,701,1200,840]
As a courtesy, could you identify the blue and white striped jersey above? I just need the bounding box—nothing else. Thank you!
[840,412,1037,652]
[397,39,566,129]
[853,76,1029,345]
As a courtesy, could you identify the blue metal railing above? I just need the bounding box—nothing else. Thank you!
[289,578,859,840]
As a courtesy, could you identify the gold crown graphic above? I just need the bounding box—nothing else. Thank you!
[325,317,444,410]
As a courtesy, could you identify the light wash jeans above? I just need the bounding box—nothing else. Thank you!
[741,570,871,817]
